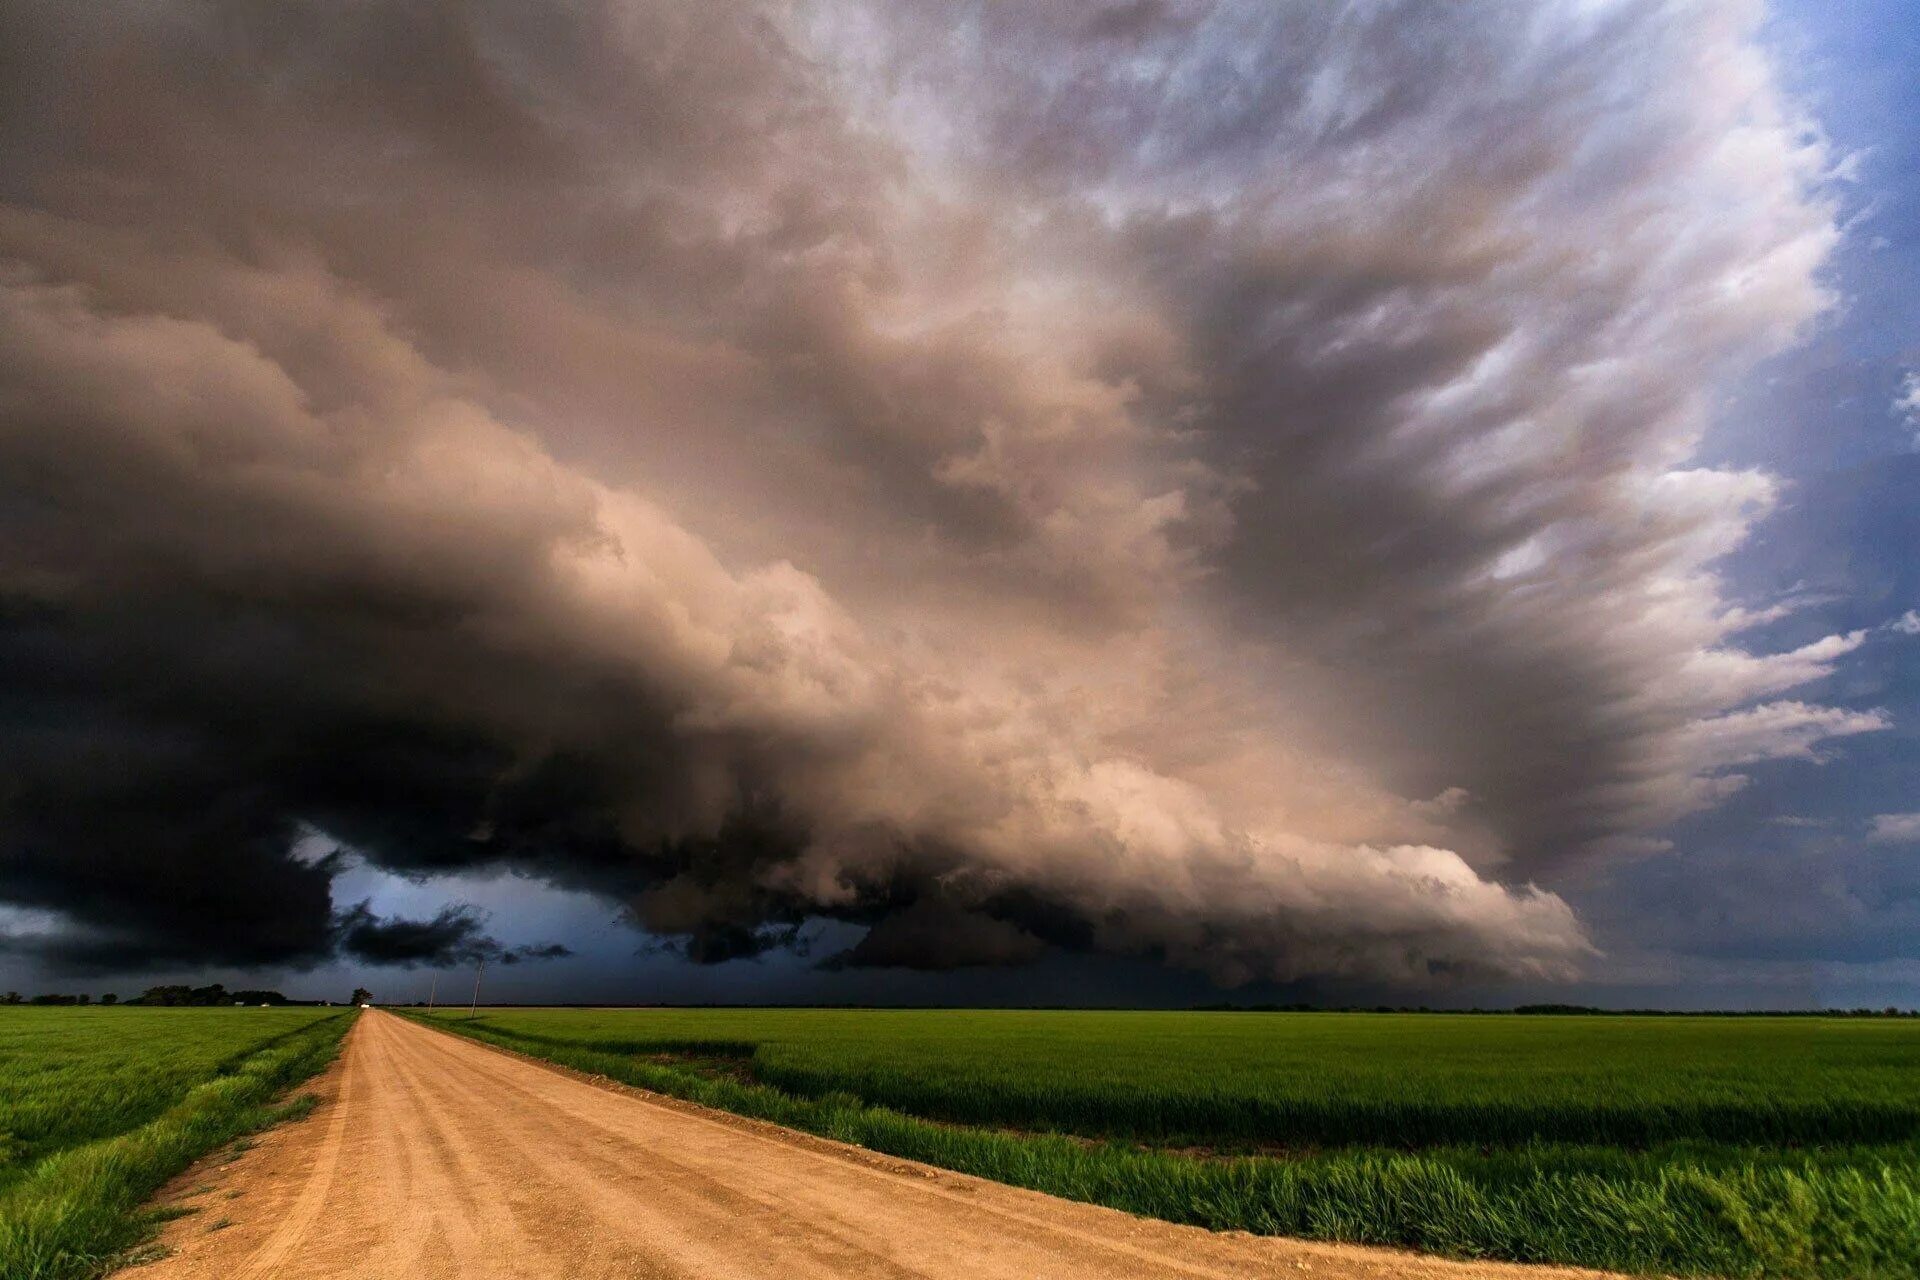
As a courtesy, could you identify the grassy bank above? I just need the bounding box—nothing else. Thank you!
[0,1008,353,1280]
[408,1008,1920,1279]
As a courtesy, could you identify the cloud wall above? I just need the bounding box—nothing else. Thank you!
[0,1,1874,984]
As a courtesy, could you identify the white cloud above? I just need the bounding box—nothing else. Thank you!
[1676,702,1888,771]
[1897,371,1920,447]
[1868,814,1920,844]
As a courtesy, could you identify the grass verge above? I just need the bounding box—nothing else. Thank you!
[407,1012,1920,1280]
[0,1011,353,1280]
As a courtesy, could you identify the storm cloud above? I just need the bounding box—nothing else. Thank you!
[0,1,1877,986]
[335,901,572,968]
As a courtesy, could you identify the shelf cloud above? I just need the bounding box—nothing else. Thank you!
[0,1,1876,985]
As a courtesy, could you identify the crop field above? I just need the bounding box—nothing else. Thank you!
[412,1007,1920,1279]
[0,1006,352,1280]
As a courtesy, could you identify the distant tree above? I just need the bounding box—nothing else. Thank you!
[29,993,80,1005]
[76,993,90,1005]
[349,987,374,1006]
[99,993,118,1005]
[117,983,304,1007]
[133,983,237,1007]
[2,992,19,1005]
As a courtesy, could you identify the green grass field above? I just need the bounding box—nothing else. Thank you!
[0,1007,353,1280]
[411,1007,1920,1279]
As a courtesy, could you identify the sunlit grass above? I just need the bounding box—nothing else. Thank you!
[0,1008,352,1280]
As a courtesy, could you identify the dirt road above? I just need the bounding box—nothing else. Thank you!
[125,1011,1618,1280]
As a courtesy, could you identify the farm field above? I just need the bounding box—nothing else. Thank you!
[412,1007,1920,1279]
[0,1006,352,1280]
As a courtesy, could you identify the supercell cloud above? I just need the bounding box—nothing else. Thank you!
[0,1,1877,985]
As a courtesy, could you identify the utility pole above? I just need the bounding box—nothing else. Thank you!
[427,972,437,1015]
[468,958,484,1020]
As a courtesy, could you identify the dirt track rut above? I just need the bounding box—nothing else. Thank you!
[122,1010,1621,1280]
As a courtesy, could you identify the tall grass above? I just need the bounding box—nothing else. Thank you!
[409,1008,1920,1279]
[0,1009,352,1280]
[0,1008,349,1188]
[444,1007,1920,1148]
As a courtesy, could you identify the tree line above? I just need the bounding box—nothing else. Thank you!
[2,982,373,1006]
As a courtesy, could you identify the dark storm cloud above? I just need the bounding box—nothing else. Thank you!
[335,901,572,968]
[0,1,1873,986]
[823,897,1047,971]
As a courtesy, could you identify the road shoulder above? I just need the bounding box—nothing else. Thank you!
[113,1022,357,1279]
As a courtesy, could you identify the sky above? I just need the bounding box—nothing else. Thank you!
[0,0,1915,1008]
